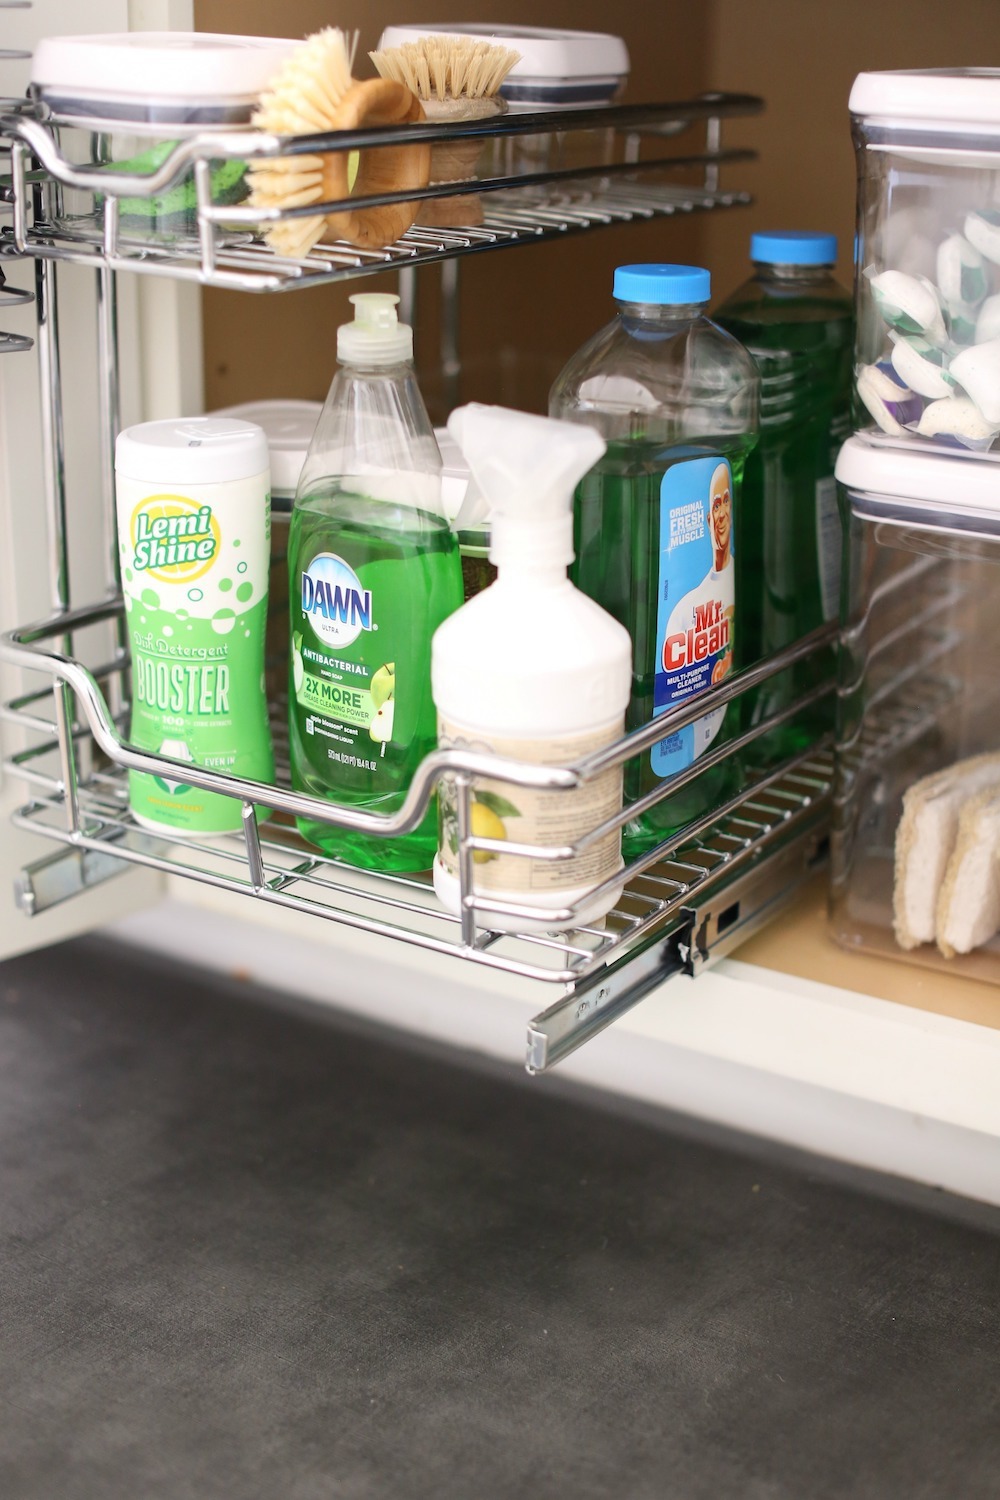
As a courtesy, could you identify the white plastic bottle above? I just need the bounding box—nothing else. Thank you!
[431,404,632,932]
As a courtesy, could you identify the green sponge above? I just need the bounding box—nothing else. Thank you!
[97,141,248,234]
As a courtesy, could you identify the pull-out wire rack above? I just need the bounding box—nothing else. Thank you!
[2,594,836,1071]
[0,87,856,1071]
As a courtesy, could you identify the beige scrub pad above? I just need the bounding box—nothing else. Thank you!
[892,752,1000,949]
[370,35,519,227]
[249,28,430,255]
[935,787,1000,957]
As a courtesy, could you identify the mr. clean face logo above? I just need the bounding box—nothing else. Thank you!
[301,553,373,648]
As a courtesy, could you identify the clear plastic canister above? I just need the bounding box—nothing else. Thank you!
[851,69,1000,458]
[831,437,1000,983]
[29,32,297,239]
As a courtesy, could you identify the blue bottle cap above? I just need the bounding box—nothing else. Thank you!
[750,231,838,266]
[613,263,711,304]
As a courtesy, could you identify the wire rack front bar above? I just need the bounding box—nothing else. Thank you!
[0,94,760,290]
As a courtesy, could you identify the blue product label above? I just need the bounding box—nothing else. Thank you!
[651,456,735,779]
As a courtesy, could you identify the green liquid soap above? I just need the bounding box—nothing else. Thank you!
[572,436,754,857]
[716,253,852,762]
[288,488,463,871]
[550,267,759,862]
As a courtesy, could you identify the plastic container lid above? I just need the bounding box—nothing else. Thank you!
[376,24,629,105]
[209,400,321,498]
[849,69,1000,134]
[30,32,299,126]
[337,293,412,366]
[836,435,1000,532]
[116,417,270,486]
[751,231,838,266]
[613,263,711,305]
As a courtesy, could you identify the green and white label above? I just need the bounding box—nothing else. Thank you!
[116,473,275,834]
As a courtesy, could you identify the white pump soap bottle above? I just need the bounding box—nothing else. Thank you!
[431,403,632,932]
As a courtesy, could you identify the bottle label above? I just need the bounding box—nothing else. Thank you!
[651,456,735,779]
[116,473,274,833]
[291,552,398,777]
[437,720,623,894]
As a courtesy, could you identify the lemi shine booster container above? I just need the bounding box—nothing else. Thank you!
[115,416,275,835]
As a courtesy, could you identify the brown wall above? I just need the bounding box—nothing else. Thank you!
[197,1,1000,416]
[702,0,1000,302]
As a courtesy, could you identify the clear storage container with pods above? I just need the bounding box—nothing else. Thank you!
[831,437,1000,983]
[852,69,1000,457]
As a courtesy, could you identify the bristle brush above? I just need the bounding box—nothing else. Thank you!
[248,28,430,255]
[370,35,520,227]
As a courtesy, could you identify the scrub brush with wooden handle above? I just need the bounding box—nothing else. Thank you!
[369,34,519,227]
[248,27,430,255]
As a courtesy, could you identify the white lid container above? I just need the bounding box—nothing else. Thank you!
[30,32,299,129]
[209,400,322,501]
[836,435,1000,535]
[115,416,270,485]
[850,69,1000,137]
[376,24,629,108]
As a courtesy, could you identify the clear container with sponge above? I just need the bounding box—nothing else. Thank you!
[29,32,299,240]
[431,403,632,933]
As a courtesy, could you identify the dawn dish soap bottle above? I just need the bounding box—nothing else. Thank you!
[287,292,464,871]
[549,264,759,860]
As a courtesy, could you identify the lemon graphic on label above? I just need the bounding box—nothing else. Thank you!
[470,802,506,863]
[131,495,221,586]
[468,791,520,863]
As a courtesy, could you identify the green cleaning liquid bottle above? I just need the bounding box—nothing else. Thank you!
[549,264,759,860]
[287,292,464,871]
[715,232,852,762]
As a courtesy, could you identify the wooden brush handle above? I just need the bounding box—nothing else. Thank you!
[318,78,430,249]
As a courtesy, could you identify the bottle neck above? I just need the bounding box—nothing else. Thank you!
[490,513,573,582]
[614,297,708,327]
[751,261,835,285]
[337,357,414,375]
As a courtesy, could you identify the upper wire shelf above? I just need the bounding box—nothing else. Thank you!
[0,93,761,290]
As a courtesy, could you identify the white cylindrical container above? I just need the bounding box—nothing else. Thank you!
[208,399,322,702]
[115,416,275,835]
[431,404,632,933]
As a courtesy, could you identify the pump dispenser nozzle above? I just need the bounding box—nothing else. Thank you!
[337,292,413,365]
